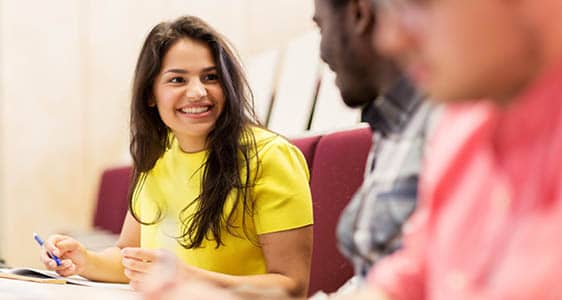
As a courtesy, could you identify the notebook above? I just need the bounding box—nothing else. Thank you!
[0,268,131,290]
[0,268,66,284]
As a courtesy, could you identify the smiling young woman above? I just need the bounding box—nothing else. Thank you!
[39,15,313,298]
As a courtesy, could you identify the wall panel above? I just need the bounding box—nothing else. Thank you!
[1,0,85,266]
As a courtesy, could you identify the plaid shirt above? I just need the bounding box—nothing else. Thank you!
[337,79,435,277]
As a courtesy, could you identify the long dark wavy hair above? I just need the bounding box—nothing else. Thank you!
[128,15,260,249]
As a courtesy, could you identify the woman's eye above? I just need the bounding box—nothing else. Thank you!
[203,73,219,82]
[169,77,185,83]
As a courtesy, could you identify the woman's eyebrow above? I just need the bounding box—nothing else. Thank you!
[163,66,217,74]
[163,68,188,74]
[201,66,217,72]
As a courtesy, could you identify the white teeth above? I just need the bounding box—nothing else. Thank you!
[180,106,210,114]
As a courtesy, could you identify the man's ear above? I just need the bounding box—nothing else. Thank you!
[350,0,376,35]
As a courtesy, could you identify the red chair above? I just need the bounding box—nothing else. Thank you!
[308,127,373,295]
[93,166,132,234]
[290,135,322,172]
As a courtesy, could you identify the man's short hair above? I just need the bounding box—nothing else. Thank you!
[329,0,349,8]
[329,0,377,13]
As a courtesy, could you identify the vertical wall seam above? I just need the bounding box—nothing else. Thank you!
[0,0,5,260]
[78,0,92,225]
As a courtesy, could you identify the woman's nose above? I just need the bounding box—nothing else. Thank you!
[185,79,207,100]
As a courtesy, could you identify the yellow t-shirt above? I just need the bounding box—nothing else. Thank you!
[135,127,313,275]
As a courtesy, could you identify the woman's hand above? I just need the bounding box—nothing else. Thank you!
[121,247,183,291]
[40,234,88,277]
[143,279,242,300]
[143,279,293,300]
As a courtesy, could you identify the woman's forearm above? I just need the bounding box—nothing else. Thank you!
[183,266,305,297]
[80,246,129,283]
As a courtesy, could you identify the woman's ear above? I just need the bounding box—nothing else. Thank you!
[352,0,376,35]
[148,99,156,107]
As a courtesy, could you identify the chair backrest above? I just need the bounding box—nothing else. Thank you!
[290,134,322,172]
[308,126,373,295]
[93,166,132,234]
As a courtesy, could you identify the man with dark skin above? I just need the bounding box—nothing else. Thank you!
[311,0,434,296]
[313,0,399,108]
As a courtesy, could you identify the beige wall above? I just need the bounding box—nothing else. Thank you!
[0,0,4,264]
[0,0,314,267]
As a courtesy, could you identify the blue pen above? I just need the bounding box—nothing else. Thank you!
[33,232,62,266]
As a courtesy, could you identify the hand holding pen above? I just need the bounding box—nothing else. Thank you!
[36,233,87,277]
[33,233,62,266]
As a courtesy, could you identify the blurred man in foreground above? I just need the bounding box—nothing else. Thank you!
[352,0,562,298]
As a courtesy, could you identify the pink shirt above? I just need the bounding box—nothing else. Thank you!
[368,59,562,300]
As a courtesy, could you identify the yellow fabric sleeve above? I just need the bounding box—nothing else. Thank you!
[252,138,314,234]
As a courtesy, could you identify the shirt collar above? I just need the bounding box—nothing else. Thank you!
[493,55,562,156]
[362,77,423,136]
